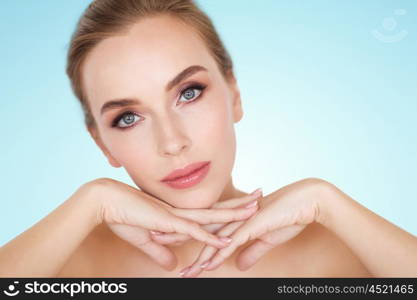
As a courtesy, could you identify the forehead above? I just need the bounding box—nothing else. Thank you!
[82,15,217,109]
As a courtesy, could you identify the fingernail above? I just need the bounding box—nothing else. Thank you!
[150,230,162,235]
[245,200,258,208]
[205,261,214,270]
[250,188,263,197]
[179,266,191,276]
[200,260,210,269]
[219,236,232,243]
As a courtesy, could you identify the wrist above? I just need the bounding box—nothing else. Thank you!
[74,180,106,227]
[310,179,339,228]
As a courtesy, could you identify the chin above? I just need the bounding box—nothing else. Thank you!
[168,188,221,209]
[170,197,216,209]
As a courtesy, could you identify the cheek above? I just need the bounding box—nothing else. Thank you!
[187,96,234,144]
[112,140,161,191]
[99,126,156,176]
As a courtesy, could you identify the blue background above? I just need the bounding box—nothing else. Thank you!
[1,0,416,246]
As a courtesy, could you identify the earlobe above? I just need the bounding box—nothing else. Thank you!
[87,126,122,168]
[107,155,122,168]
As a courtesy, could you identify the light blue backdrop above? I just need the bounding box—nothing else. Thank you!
[1,1,416,246]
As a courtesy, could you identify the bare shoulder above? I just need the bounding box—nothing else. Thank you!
[261,222,373,277]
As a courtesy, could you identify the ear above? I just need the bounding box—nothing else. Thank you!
[87,126,122,168]
[226,71,243,123]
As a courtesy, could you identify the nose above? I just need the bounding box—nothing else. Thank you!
[155,114,191,157]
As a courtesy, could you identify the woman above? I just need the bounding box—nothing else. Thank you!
[1,0,416,278]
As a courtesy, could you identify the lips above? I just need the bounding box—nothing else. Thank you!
[161,161,211,182]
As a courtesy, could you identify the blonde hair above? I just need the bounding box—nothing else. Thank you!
[66,0,234,129]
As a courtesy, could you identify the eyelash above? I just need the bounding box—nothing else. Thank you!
[111,83,207,130]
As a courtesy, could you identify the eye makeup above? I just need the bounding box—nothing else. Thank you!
[110,82,207,130]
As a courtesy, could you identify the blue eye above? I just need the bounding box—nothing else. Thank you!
[111,112,141,129]
[111,83,207,130]
[178,84,206,104]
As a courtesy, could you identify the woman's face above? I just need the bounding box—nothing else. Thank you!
[82,15,243,209]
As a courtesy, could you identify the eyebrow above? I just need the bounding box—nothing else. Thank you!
[100,65,208,115]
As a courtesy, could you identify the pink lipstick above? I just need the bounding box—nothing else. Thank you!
[160,161,211,189]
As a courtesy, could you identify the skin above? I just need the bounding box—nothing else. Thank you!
[84,15,242,210]
[57,15,416,277]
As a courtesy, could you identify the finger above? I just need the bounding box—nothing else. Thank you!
[154,223,226,235]
[181,221,244,278]
[171,217,233,248]
[139,240,178,271]
[236,239,275,271]
[213,188,263,209]
[169,203,259,225]
[237,224,306,271]
[180,244,217,278]
[203,216,267,271]
[150,232,191,245]
[150,222,227,245]
[203,223,226,233]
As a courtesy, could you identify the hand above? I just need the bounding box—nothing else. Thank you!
[181,178,325,277]
[149,188,264,246]
[88,178,260,271]
[176,191,264,277]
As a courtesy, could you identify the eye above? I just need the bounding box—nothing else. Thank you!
[111,84,207,130]
[177,84,206,105]
[111,111,142,129]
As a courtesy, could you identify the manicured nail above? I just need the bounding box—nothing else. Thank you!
[245,200,258,208]
[179,266,191,277]
[150,230,162,235]
[219,236,232,243]
[200,260,210,269]
[250,188,263,197]
[205,261,214,270]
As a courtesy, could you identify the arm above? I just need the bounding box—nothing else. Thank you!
[0,178,257,277]
[317,181,417,277]
[0,183,100,277]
